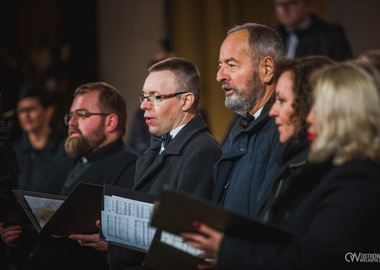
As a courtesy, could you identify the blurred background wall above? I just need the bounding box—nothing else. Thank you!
[1,0,379,143]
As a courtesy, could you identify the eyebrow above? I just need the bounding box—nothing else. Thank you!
[73,108,90,112]
[219,57,239,64]
[141,90,158,95]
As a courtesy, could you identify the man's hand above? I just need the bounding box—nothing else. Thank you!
[69,233,109,251]
[0,222,23,247]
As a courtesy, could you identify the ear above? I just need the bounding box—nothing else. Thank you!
[105,113,118,133]
[260,56,275,84]
[181,92,195,111]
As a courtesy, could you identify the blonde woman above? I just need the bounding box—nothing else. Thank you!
[181,61,380,269]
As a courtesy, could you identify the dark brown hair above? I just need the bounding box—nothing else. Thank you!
[74,82,127,137]
[273,55,335,134]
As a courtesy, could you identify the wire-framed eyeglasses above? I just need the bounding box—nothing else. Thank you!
[64,111,111,125]
[139,91,188,106]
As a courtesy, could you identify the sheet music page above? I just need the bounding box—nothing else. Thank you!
[24,196,65,228]
[101,195,156,251]
[160,231,204,257]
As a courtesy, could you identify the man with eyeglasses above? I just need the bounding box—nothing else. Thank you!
[1,82,139,270]
[134,57,221,197]
[44,81,138,195]
[104,57,222,269]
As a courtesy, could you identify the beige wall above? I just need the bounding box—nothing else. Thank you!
[97,0,166,142]
[325,0,380,57]
[97,0,380,143]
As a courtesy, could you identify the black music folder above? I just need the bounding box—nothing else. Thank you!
[143,187,294,269]
[13,182,103,236]
[100,184,158,253]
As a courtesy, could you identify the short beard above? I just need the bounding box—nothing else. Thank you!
[225,70,266,116]
[65,125,106,159]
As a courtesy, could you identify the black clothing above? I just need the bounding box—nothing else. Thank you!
[43,138,138,195]
[27,138,139,270]
[0,141,18,270]
[276,14,352,61]
[109,114,221,270]
[257,133,309,222]
[0,141,18,197]
[2,129,65,270]
[218,159,380,269]
[133,114,221,198]
[11,129,66,192]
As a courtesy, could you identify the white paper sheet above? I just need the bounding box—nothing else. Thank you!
[24,195,65,228]
[101,195,156,251]
[160,231,204,256]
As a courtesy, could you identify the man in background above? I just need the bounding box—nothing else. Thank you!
[274,0,352,60]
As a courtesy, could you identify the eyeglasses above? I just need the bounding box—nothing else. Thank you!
[64,111,111,126]
[139,91,188,106]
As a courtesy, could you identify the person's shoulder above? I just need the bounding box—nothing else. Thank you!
[257,115,279,137]
[119,143,140,160]
[10,132,28,150]
[330,159,380,179]
[190,129,222,150]
[310,14,346,33]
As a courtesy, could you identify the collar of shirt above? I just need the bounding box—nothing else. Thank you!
[254,107,264,119]
[159,123,186,154]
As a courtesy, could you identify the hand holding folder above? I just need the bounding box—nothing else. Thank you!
[13,182,103,236]
[143,187,295,270]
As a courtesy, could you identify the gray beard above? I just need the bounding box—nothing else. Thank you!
[224,71,265,116]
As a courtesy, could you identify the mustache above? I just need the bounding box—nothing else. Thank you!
[68,127,82,136]
[222,83,239,92]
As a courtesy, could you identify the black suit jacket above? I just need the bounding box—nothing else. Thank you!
[276,14,352,61]
[133,113,222,199]
[108,114,221,270]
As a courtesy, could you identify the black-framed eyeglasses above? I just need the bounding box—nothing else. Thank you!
[139,91,188,106]
[64,111,111,126]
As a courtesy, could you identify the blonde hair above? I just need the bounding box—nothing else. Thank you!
[309,61,380,165]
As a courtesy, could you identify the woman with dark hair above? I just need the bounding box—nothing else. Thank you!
[258,55,334,223]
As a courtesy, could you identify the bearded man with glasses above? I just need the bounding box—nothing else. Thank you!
[1,82,139,270]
